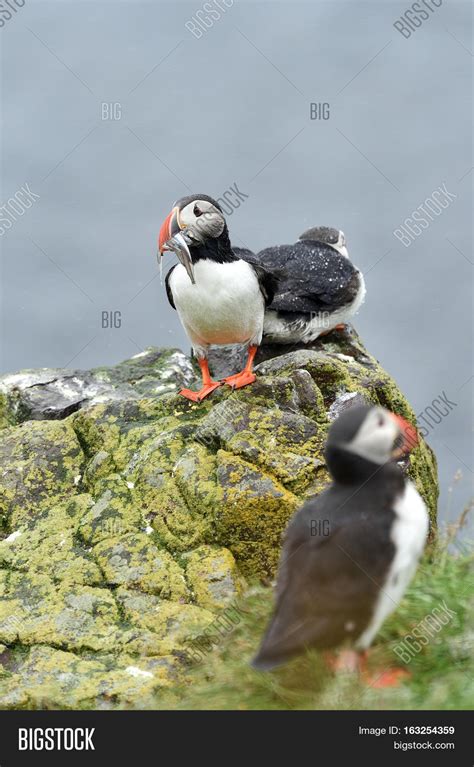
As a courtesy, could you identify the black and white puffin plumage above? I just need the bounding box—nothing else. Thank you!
[158,194,277,401]
[244,227,366,344]
[252,404,428,678]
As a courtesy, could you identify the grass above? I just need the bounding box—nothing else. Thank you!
[152,539,473,710]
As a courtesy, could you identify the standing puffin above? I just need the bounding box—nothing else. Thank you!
[158,195,277,402]
[252,404,428,686]
[248,227,365,344]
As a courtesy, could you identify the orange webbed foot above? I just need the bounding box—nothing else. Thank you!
[179,382,221,402]
[222,371,257,390]
[363,667,411,688]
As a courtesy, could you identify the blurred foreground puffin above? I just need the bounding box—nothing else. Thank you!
[241,227,365,344]
[252,404,428,687]
[158,194,277,401]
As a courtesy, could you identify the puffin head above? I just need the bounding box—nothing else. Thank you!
[158,194,228,284]
[299,226,348,258]
[325,404,418,482]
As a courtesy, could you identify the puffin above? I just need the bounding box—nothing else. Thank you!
[158,194,277,402]
[252,403,428,686]
[247,227,366,344]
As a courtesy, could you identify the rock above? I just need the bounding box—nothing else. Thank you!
[0,420,84,531]
[0,328,438,708]
[0,348,194,422]
[0,645,181,709]
[93,533,188,598]
[328,391,367,421]
[183,545,245,611]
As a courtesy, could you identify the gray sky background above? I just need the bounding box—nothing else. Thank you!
[1,0,472,535]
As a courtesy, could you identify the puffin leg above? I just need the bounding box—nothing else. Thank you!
[179,358,221,402]
[324,650,410,688]
[222,345,258,390]
[323,649,364,673]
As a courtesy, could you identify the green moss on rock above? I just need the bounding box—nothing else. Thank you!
[139,474,210,552]
[115,589,215,642]
[215,451,299,576]
[0,420,84,530]
[93,533,188,599]
[78,477,143,546]
[0,645,182,709]
[0,495,101,587]
[183,545,245,610]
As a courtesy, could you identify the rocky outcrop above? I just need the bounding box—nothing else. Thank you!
[0,331,438,708]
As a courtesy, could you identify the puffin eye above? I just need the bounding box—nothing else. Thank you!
[193,204,203,217]
[377,415,385,427]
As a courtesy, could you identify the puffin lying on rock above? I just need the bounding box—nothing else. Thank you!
[252,404,428,687]
[239,227,365,344]
[158,194,277,402]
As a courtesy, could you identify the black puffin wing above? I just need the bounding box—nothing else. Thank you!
[257,241,359,314]
[254,498,394,669]
[164,266,176,310]
[251,263,279,307]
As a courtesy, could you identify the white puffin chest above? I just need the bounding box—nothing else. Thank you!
[356,481,429,650]
[170,258,265,346]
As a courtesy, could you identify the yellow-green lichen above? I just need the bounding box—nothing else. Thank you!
[0,495,102,587]
[93,533,188,599]
[0,420,84,529]
[115,588,215,642]
[214,451,299,577]
[78,476,143,546]
[138,473,210,552]
[0,645,182,709]
[183,545,245,611]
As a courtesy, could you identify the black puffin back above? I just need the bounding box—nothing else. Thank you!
[255,240,359,314]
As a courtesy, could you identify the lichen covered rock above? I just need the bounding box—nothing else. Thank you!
[0,331,438,708]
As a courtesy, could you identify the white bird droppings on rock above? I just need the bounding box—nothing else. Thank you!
[5,530,22,543]
[125,666,154,679]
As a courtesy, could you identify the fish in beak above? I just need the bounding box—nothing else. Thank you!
[158,206,195,285]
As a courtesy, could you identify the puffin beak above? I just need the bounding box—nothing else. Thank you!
[389,413,419,459]
[158,206,181,254]
[158,207,195,285]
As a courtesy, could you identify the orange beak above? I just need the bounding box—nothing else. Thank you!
[389,412,419,458]
[158,206,181,254]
